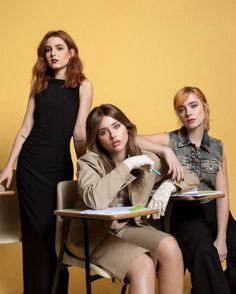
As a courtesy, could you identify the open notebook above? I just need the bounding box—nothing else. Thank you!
[79,205,150,215]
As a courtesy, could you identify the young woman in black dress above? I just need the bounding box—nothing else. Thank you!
[0,30,93,294]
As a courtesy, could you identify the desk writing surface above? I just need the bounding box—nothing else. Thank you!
[54,207,159,220]
[171,190,224,201]
[0,190,15,196]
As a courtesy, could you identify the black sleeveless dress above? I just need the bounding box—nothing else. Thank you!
[16,79,80,294]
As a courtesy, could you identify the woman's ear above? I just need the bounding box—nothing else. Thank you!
[69,48,75,57]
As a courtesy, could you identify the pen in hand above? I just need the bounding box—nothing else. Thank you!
[151,169,162,176]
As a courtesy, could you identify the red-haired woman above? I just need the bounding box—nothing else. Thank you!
[0,30,93,294]
[137,87,236,294]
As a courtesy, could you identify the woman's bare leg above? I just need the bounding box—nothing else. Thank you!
[126,254,156,294]
[157,236,184,294]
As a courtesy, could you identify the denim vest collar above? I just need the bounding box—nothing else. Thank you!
[177,127,211,152]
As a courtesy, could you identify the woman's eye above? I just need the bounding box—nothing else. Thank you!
[178,107,185,114]
[57,46,64,51]
[113,123,120,129]
[191,103,198,108]
[44,47,51,53]
[98,130,107,136]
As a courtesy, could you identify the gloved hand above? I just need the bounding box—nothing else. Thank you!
[123,155,155,171]
[147,181,177,219]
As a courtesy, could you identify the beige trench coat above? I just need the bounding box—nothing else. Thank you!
[67,150,199,258]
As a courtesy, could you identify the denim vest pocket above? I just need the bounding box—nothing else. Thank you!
[201,160,219,174]
[179,156,191,167]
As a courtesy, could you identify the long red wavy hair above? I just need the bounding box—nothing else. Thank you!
[30,30,86,96]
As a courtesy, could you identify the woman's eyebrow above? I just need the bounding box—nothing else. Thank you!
[98,121,119,131]
[98,127,107,131]
[188,101,198,105]
[44,43,64,48]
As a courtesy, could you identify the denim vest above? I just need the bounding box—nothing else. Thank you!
[169,127,223,191]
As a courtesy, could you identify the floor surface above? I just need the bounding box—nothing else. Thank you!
[0,243,192,294]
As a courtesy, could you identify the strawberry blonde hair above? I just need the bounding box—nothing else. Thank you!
[30,30,86,96]
[173,86,210,131]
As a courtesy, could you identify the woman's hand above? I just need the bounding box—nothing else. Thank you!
[214,237,227,262]
[123,155,155,171]
[147,181,177,219]
[161,146,184,182]
[0,166,13,189]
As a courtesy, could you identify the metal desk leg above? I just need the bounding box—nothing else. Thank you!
[161,202,173,233]
[82,220,92,294]
[51,218,71,294]
[160,216,166,232]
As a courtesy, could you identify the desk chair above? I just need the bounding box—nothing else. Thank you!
[0,170,21,244]
[52,180,127,294]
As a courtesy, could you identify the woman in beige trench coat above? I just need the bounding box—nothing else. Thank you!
[67,104,198,294]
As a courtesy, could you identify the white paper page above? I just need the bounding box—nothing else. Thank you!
[79,206,150,215]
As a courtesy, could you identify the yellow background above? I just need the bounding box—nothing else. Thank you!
[0,0,235,293]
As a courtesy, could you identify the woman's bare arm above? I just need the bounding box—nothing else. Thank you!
[73,79,93,158]
[0,96,35,188]
[136,133,184,182]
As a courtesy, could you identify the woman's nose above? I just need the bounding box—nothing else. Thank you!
[185,107,191,117]
[110,130,116,139]
[50,50,56,56]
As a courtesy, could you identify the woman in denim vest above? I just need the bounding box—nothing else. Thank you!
[137,86,236,294]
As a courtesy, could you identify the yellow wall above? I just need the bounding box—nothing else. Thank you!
[0,1,236,292]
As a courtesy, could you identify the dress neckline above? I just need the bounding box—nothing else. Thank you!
[51,78,65,82]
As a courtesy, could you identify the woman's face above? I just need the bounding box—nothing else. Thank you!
[97,115,129,160]
[176,93,205,131]
[44,36,74,77]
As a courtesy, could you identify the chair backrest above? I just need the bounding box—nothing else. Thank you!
[55,180,112,278]
[55,180,78,256]
[0,170,21,244]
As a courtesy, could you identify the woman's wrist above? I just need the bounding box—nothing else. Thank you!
[4,162,14,170]
[155,144,167,157]
[216,232,227,242]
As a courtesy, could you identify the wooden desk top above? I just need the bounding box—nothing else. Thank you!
[54,207,159,221]
[171,193,224,201]
[0,190,15,196]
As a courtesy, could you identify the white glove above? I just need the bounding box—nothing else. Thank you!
[147,182,177,219]
[123,155,154,171]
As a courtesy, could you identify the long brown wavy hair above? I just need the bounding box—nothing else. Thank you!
[173,86,210,131]
[86,104,145,187]
[30,30,86,96]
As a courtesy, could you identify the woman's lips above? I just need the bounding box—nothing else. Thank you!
[112,140,121,147]
[187,118,195,124]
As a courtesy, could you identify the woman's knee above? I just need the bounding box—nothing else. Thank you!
[126,254,155,280]
[157,236,183,263]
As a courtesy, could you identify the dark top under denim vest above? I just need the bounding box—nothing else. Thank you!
[169,127,223,191]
